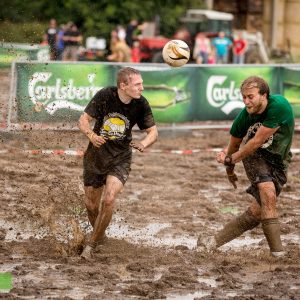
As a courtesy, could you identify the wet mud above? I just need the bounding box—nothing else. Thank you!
[0,69,300,299]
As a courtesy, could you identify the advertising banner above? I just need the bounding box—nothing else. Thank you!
[0,43,49,68]
[14,62,195,125]
[195,66,276,120]
[15,62,116,123]
[282,66,300,117]
[124,65,196,123]
[10,62,300,130]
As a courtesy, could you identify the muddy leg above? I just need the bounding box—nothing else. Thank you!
[258,181,284,256]
[83,186,103,228]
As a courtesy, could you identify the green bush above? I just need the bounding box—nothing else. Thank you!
[0,21,47,44]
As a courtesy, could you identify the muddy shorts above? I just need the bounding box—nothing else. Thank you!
[83,148,132,188]
[242,151,287,205]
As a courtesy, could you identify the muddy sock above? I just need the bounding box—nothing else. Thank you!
[215,209,260,247]
[262,218,284,253]
[87,241,97,249]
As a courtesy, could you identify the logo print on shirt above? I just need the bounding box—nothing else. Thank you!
[100,113,129,140]
[246,122,273,148]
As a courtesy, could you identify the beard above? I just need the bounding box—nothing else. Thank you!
[246,97,265,115]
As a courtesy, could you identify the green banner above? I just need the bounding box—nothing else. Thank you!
[15,63,195,124]
[196,66,276,120]
[127,65,195,122]
[282,66,300,116]
[16,63,115,122]
[0,43,49,68]
[13,62,300,126]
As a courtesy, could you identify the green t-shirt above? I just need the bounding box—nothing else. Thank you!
[230,94,295,170]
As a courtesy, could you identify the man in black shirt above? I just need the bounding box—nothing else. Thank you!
[62,23,82,61]
[44,19,58,60]
[79,67,158,259]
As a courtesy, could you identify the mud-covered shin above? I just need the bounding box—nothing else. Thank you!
[262,218,284,256]
[215,209,260,247]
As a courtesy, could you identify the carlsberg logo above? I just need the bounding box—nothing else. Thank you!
[207,76,244,114]
[28,72,103,115]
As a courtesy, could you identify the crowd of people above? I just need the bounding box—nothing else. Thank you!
[43,18,248,64]
[193,30,247,64]
[43,18,82,61]
[43,18,141,63]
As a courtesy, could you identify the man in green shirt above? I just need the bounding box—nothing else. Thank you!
[197,76,294,257]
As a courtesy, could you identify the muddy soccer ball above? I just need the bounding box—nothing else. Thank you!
[162,40,190,67]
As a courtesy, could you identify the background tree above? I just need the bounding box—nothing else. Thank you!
[0,0,205,43]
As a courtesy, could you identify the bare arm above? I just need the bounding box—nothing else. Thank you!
[216,135,243,189]
[78,112,107,147]
[231,125,279,164]
[217,125,279,165]
[226,135,243,156]
[130,125,158,152]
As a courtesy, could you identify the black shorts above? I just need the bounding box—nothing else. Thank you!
[83,146,132,188]
[242,151,287,205]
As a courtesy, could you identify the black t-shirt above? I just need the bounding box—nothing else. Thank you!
[45,27,57,47]
[84,86,155,158]
[64,30,81,46]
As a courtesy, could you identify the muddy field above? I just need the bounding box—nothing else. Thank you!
[0,69,300,299]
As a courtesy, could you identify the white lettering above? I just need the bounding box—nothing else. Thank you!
[27,72,103,114]
[207,75,244,114]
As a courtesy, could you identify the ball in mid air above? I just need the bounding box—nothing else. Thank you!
[162,40,190,67]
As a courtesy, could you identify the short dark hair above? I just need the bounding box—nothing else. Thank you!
[117,67,141,88]
[240,76,270,98]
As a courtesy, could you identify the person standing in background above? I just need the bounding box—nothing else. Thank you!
[56,23,67,60]
[62,23,82,61]
[193,32,211,64]
[131,41,141,63]
[212,31,232,64]
[44,19,58,60]
[107,36,131,63]
[233,31,247,64]
[125,19,138,48]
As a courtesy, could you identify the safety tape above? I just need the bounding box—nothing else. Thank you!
[1,148,300,156]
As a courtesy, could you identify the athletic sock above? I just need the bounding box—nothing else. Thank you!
[261,218,284,253]
[215,209,260,247]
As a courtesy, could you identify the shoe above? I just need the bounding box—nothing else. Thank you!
[80,245,94,260]
[196,235,217,252]
[271,251,286,258]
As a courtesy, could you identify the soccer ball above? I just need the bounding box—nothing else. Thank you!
[162,40,190,67]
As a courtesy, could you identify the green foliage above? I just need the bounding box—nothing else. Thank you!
[0,0,206,42]
[0,21,46,43]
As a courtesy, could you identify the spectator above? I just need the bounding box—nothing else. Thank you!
[207,50,216,64]
[212,31,232,64]
[62,23,82,61]
[131,41,141,63]
[44,19,58,60]
[233,31,247,64]
[107,36,131,63]
[56,24,67,61]
[116,25,126,41]
[193,32,211,64]
[125,19,138,48]
[109,30,118,54]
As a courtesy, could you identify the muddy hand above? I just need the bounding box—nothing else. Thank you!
[130,141,145,152]
[89,133,107,148]
[216,151,226,164]
[226,167,238,189]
